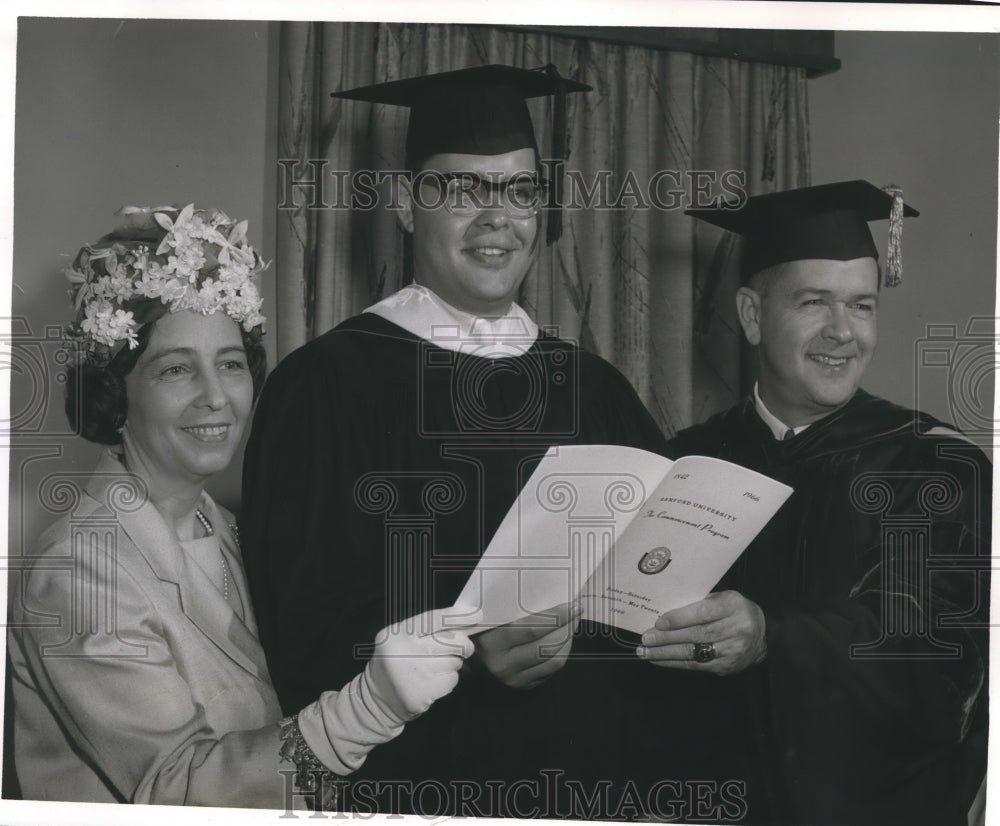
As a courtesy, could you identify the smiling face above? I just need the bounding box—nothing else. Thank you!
[736,257,879,428]
[122,310,253,492]
[399,149,539,315]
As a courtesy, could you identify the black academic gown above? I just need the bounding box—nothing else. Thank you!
[242,313,760,818]
[667,390,990,826]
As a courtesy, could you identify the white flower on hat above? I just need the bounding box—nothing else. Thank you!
[79,302,139,349]
[64,203,268,366]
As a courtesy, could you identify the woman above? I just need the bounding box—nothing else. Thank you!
[8,205,477,809]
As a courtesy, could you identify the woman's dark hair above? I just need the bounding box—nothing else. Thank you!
[65,321,267,445]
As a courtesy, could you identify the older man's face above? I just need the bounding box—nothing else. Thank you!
[738,257,879,427]
[401,148,539,316]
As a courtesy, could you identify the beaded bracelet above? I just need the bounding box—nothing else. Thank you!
[278,714,343,812]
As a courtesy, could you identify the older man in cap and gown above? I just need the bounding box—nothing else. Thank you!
[649,182,989,826]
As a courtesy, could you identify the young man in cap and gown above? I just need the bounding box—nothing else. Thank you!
[241,66,768,817]
[648,182,990,826]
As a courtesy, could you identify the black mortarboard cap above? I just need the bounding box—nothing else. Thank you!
[332,64,591,243]
[686,180,919,287]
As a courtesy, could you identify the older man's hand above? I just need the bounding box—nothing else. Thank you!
[474,602,581,689]
[637,591,766,676]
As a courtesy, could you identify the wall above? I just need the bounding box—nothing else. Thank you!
[10,18,277,550]
[809,30,998,432]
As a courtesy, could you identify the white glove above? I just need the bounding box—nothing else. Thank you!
[297,607,479,774]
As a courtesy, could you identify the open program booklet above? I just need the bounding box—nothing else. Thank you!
[455,445,793,634]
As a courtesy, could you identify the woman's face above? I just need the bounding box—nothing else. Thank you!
[122,311,253,490]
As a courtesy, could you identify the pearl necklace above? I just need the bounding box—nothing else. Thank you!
[195,509,230,603]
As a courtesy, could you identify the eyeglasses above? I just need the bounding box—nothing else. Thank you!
[415,171,549,218]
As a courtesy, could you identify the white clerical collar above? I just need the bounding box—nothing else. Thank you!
[364,283,539,359]
[753,383,811,441]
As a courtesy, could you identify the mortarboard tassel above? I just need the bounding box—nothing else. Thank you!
[543,64,567,245]
[883,184,904,287]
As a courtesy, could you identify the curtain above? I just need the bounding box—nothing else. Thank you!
[275,22,810,434]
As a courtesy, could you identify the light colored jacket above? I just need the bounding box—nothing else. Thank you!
[9,450,289,806]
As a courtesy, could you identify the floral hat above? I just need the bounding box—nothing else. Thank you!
[64,204,268,367]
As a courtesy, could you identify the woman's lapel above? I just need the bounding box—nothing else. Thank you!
[83,452,270,681]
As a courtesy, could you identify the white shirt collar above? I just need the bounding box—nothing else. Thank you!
[364,283,539,359]
[753,383,811,440]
